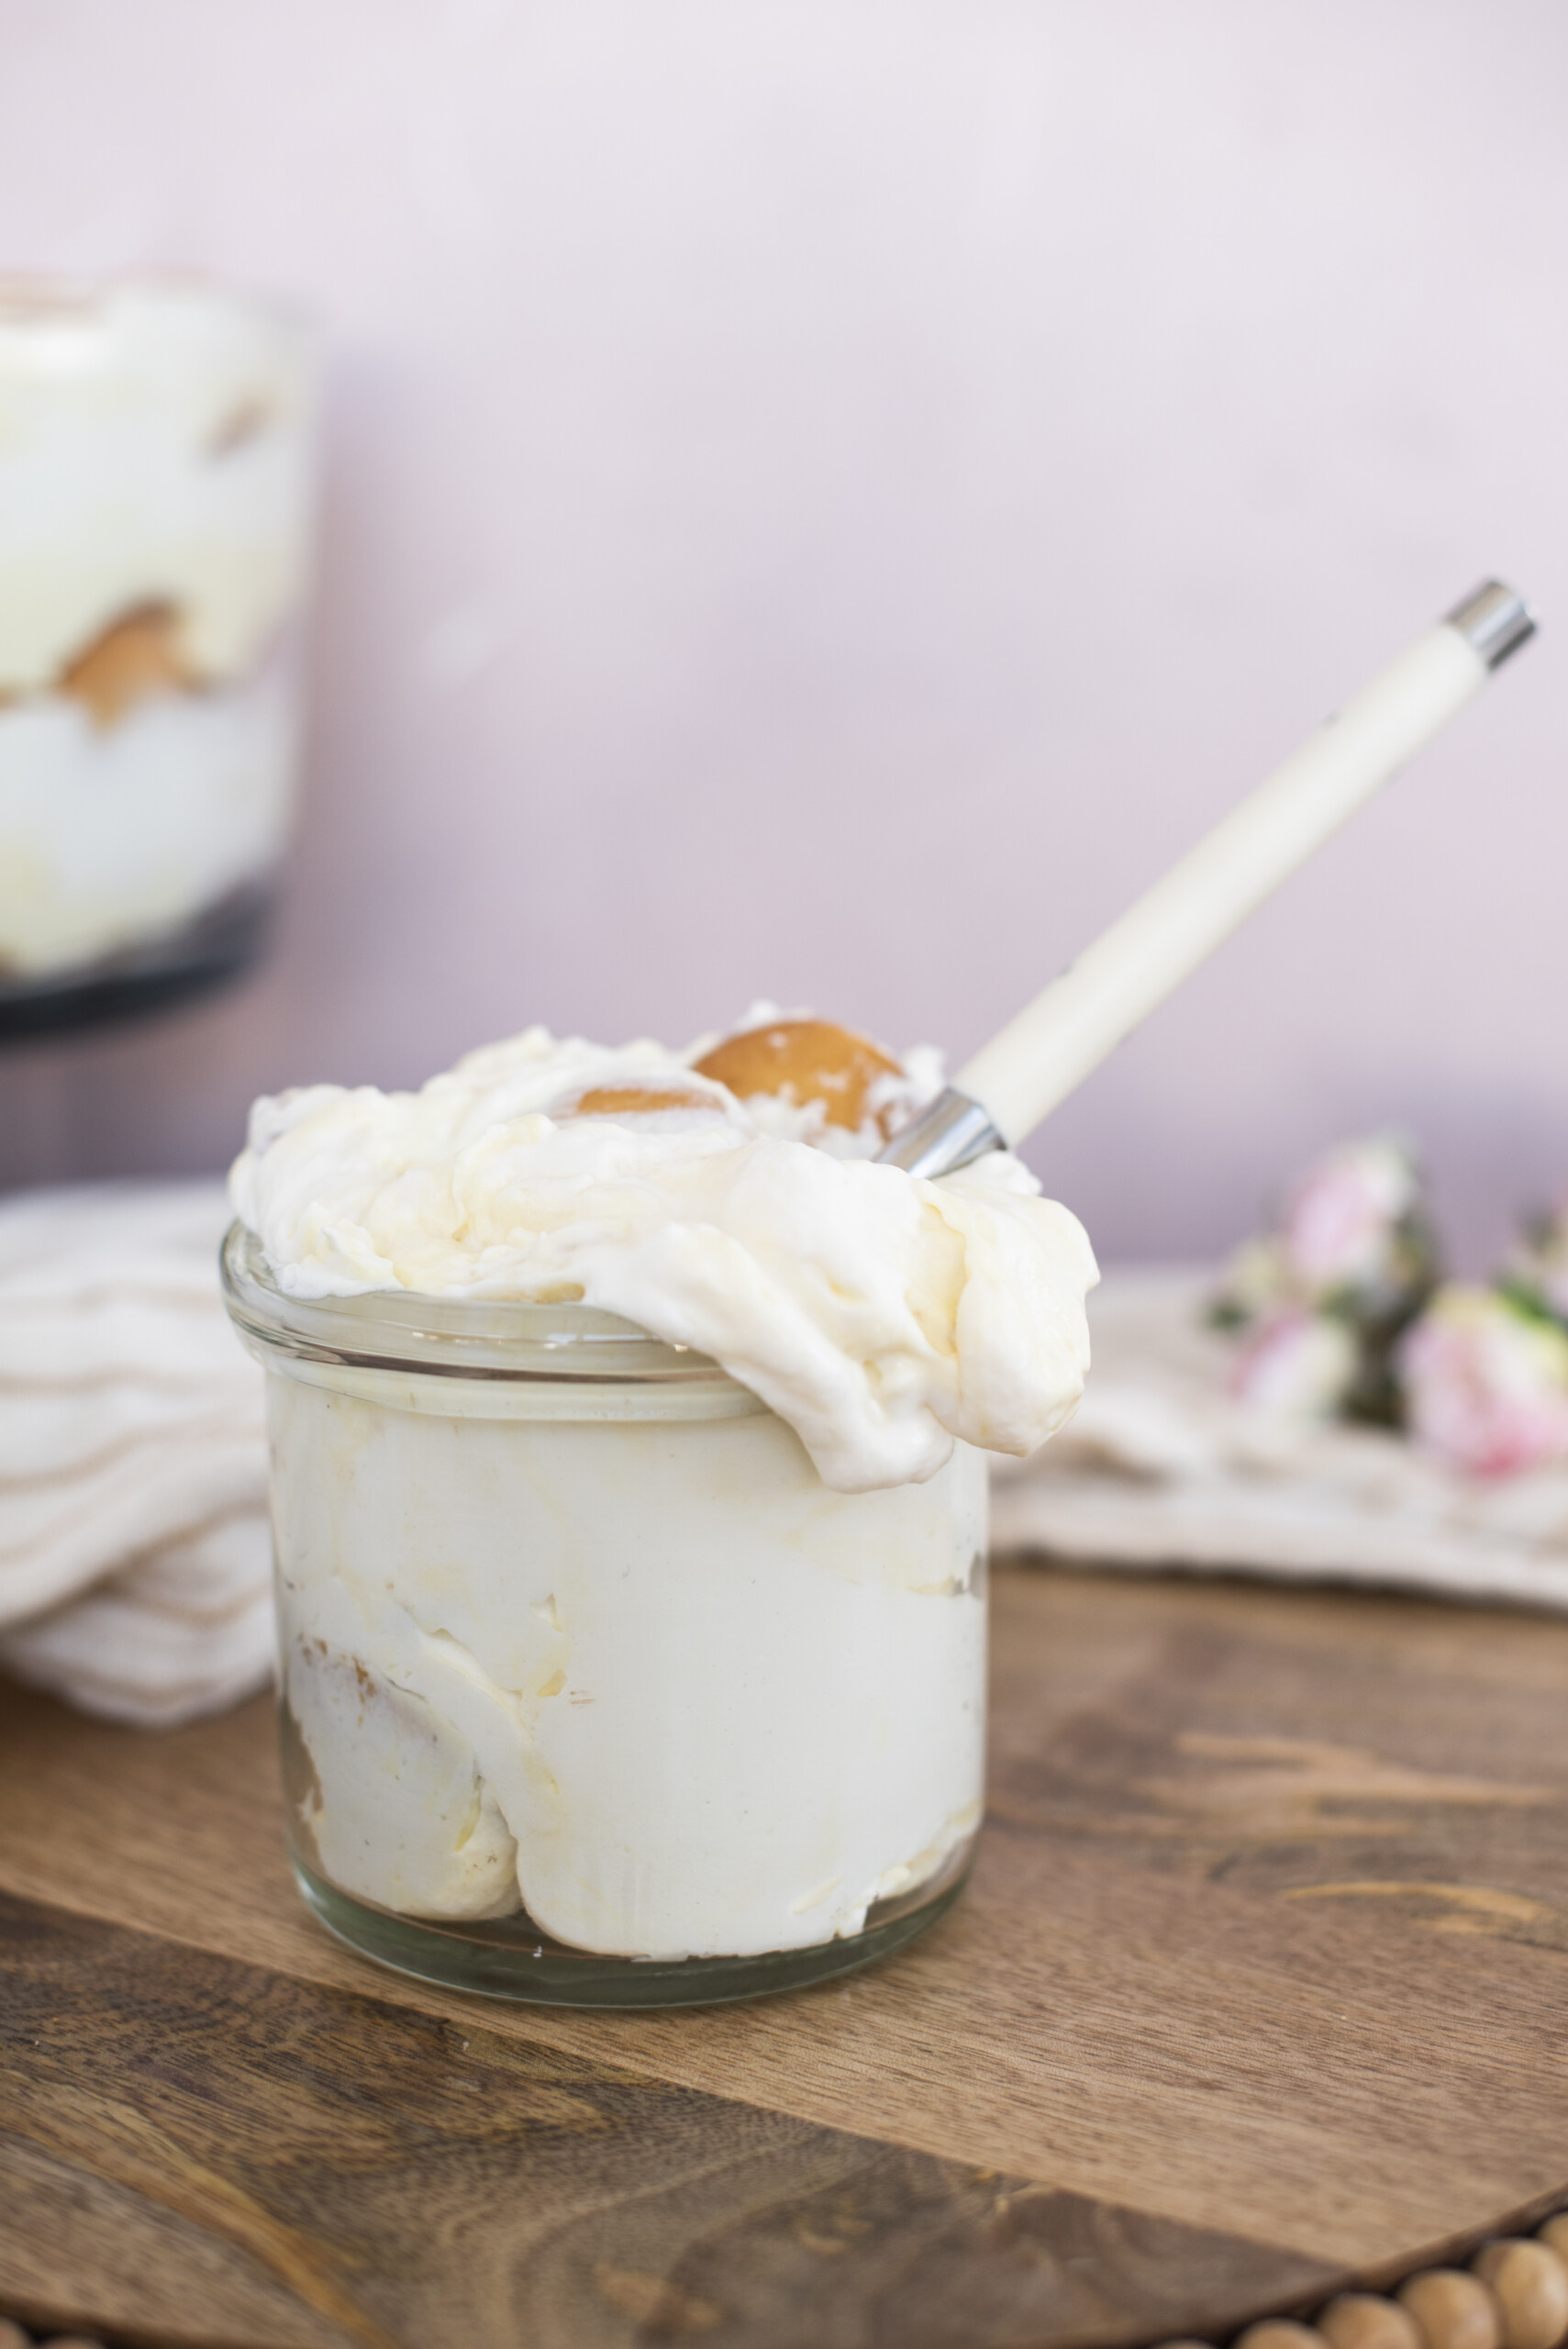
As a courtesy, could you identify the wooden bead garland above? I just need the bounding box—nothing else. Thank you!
[1398,2269,1505,2349]
[1319,2294,1426,2349]
[1473,2243,1568,2349]
[1158,2207,1568,2349]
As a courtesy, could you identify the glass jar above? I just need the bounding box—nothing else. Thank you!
[221,1226,987,2007]
[0,277,317,1037]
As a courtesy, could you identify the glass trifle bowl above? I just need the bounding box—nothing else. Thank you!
[223,1017,1095,2005]
[0,275,317,1035]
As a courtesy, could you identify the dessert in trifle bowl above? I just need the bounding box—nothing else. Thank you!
[222,1010,1097,2005]
[0,275,317,1035]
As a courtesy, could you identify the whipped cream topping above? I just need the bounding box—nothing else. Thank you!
[232,1026,1097,1493]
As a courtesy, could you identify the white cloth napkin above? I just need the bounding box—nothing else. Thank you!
[993,1266,1568,1610]
[0,1181,272,1727]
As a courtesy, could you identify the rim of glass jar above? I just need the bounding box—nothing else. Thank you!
[220,1221,748,1394]
[0,270,316,350]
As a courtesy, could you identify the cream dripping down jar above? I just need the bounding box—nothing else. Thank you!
[0,276,317,1034]
[223,1014,1096,2005]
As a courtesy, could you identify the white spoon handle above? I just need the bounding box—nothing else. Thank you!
[952,582,1534,1153]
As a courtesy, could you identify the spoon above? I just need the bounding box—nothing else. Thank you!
[877,581,1536,1181]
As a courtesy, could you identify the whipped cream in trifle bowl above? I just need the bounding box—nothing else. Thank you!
[222,1009,1097,2004]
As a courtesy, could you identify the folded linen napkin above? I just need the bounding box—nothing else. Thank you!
[0,1181,272,1727]
[992,1266,1568,1611]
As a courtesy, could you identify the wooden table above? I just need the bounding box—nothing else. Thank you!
[4,1563,1568,2349]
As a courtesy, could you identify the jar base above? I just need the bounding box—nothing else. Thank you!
[0,882,271,1041]
[291,1843,973,2009]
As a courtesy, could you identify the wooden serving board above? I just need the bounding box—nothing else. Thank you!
[4,1563,1568,2349]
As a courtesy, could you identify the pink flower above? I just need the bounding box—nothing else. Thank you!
[1278,1138,1418,1297]
[1399,1286,1568,1477]
[1231,1309,1357,1419]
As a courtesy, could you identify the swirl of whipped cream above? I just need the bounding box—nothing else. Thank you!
[230,1026,1097,1493]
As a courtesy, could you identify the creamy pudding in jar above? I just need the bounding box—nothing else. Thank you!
[0,277,316,1029]
[224,1014,1096,2003]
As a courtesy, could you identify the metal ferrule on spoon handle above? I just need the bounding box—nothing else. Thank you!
[877,582,1536,1181]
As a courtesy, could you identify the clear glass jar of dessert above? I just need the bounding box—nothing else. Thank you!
[0,276,317,1038]
[221,1225,987,2007]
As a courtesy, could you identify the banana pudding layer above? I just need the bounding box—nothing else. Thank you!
[271,1390,989,1956]
[0,280,313,696]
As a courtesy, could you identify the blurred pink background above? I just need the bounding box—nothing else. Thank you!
[1,0,1564,1267]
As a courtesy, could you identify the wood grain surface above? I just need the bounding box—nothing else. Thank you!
[4,1563,1568,2349]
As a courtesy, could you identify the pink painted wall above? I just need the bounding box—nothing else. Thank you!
[2,0,1565,1270]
